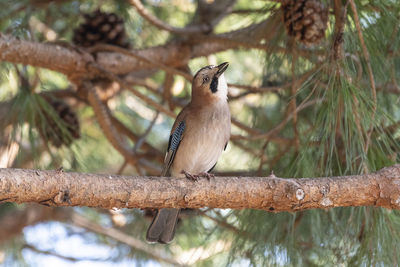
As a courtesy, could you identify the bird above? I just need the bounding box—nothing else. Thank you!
[146,62,231,244]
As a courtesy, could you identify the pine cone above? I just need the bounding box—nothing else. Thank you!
[281,0,328,46]
[73,10,130,48]
[38,98,80,147]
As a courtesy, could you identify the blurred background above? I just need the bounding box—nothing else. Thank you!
[1,0,400,266]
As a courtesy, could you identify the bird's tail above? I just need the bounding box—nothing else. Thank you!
[146,208,180,244]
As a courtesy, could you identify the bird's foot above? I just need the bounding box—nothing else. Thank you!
[182,170,199,181]
[181,170,214,181]
[197,172,214,181]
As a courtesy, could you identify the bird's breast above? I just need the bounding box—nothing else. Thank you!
[170,104,230,177]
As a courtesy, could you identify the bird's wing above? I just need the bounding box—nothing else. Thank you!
[161,120,186,176]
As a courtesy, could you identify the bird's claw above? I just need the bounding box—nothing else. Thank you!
[198,172,214,181]
[181,170,214,181]
[182,170,199,181]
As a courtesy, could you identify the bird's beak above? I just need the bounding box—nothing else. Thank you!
[215,62,229,78]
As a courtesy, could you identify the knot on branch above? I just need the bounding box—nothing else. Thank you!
[285,180,304,202]
[183,194,191,203]
[295,188,305,200]
[320,197,333,207]
[320,184,330,196]
[395,197,400,207]
[54,189,72,205]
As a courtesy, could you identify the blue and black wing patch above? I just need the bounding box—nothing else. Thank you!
[168,121,185,153]
[161,121,185,176]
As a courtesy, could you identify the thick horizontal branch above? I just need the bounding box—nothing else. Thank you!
[0,34,88,78]
[1,166,400,211]
[0,15,277,77]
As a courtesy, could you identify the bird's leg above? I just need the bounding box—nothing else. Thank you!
[197,172,215,181]
[181,170,199,181]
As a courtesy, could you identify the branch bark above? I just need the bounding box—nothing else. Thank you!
[1,166,400,212]
[0,14,279,78]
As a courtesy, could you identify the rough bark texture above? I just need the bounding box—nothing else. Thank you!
[0,34,88,79]
[1,166,400,211]
[0,15,276,79]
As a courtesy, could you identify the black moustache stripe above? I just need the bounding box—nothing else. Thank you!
[210,76,218,93]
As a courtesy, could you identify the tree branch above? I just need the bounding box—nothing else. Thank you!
[129,0,210,34]
[69,212,186,266]
[1,166,400,211]
[23,243,106,262]
[0,14,282,77]
[0,205,64,244]
[349,0,377,159]
[0,34,89,79]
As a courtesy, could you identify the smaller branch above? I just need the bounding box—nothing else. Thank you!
[91,43,285,100]
[241,98,323,140]
[231,8,266,14]
[23,243,106,262]
[117,160,128,175]
[85,60,176,118]
[109,115,164,162]
[133,111,160,154]
[162,73,175,110]
[88,44,192,81]
[231,117,262,136]
[349,0,377,157]
[230,139,260,157]
[86,83,162,175]
[290,49,299,151]
[124,74,162,96]
[29,16,57,41]
[131,111,160,175]
[70,212,186,266]
[43,87,165,168]
[0,205,63,244]
[257,140,270,175]
[86,83,138,166]
[194,34,323,59]
[198,210,247,237]
[229,67,318,101]
[228,83,283,93]
[332,0,347,60]
[267,142,293,170]
[129,0,209,34]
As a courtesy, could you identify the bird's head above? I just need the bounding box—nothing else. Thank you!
[191,62,229,102]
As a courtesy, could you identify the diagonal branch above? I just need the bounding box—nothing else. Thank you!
[23,243,107,262]
[348,0,377,158]
[0,205,64,244]
[1,166,400,212]
[129,0,210,34]
[69,212,186,266]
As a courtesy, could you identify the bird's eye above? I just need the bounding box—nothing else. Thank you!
[202,77,209,83]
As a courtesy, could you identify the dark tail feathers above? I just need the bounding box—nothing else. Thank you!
[146,208,180,244]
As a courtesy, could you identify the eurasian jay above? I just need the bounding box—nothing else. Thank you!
[146,62,231,244]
